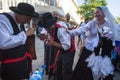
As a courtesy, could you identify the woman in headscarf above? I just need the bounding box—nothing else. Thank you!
[69,6,115,80]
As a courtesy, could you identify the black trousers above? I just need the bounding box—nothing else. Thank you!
[0,57,31,80]
[44,44,50,75]
[44,44,58,79]
[56,51,75,80]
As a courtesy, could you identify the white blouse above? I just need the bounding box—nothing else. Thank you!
[70,19,113,51]
[0,12,26,50]
[38,22,71,51]
[57,27,71,51]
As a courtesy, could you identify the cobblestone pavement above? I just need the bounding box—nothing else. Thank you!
[33,36,120,80]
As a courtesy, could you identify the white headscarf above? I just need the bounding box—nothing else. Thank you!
[100,6,120,41]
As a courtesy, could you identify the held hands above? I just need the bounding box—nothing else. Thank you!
[44,38,61,48]
[44,38,54,46]
[39,34,48,40]
[25,28,35,36]
[66,29,70,34]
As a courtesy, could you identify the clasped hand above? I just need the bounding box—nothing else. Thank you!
[44,38,54,46]
[25,28,35,36]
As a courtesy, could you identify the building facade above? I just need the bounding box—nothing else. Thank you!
[0,0,81,25]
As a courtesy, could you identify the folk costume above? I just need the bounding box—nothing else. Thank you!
[42,12,75,80]
[70,6,115,80]
[0,3,38,80]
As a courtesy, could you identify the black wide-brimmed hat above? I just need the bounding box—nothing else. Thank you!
[42,12,57,28]
[9,2,39,17]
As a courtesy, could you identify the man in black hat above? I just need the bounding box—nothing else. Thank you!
[41,12,75,80]
[0,2,39,80]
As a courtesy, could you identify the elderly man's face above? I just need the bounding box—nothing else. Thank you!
[65,14,70,21]
[52,11,59,19]
[15,13,32,24]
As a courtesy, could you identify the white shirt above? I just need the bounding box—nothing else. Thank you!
[55,22,71,50]
[70,19,113,51]
[38,22,71,51]
[65,22,72,29]
[57,27,71,51]
[0,12,27,50]
[79,22,88,39]
[58,21,68,29]
[116,24,120,39]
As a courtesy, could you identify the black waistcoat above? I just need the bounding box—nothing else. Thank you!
[0,13,27,61]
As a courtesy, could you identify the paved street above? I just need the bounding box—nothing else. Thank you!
[33,36,120,80]
[32,36,44,71]
[32,36,48,80]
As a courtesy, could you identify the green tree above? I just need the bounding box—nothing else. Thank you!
[116,16,120,23]
[77,0,107,20]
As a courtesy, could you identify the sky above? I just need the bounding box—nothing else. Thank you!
[77,0,120,17]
